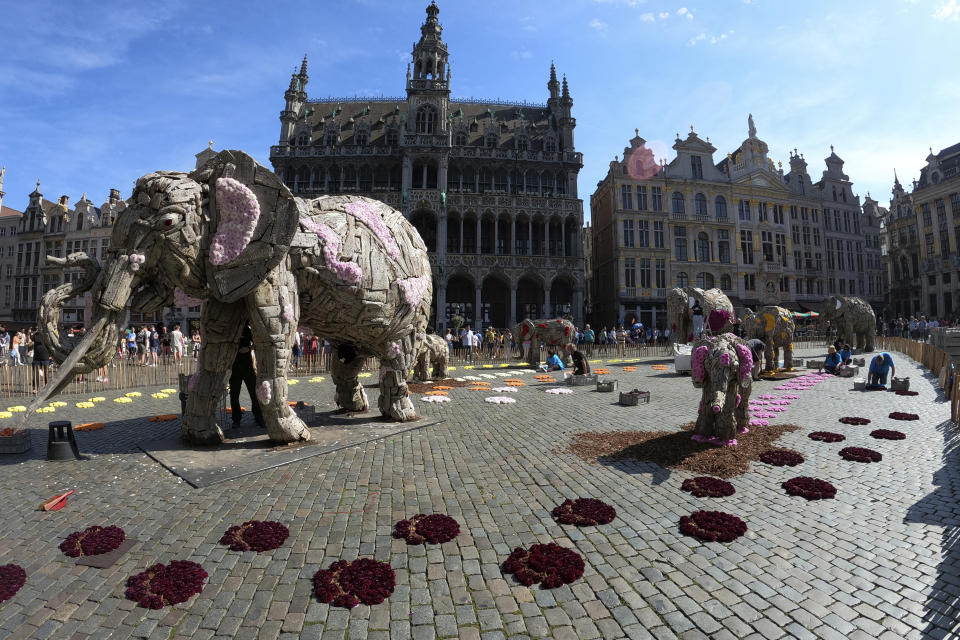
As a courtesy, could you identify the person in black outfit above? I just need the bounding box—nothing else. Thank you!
[30,331,51,392]
[230,325,265,428]
[565,344,590,375]
[746,338,765,380]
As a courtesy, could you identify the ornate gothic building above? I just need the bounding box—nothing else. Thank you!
[269,2,585,330]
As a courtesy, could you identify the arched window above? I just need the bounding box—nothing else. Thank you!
[386,130,399,147]
[454,131,468,146]
[355,130,368,146]
[900,256,909,281]
[516,136,529,152]
[676,272,688,287]
[555,172,566,195]
[485,133,498,148]
[324,131,338,147]
[695,193,707,216]
[296,133,309,146]
[696,272,715,289]
[672,191,685,214]
[416,105,437,134]
[715,195,727,218]
[720,274,731,290]
[696,232,710,262]
[544,137,557,153]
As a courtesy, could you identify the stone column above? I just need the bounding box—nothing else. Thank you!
[561,219,567,257]
[544,287,551,318]
[476,217,482,254]
[475,285,483,327]
[573,288,584,326]
[437,281,447,331]
[511,216,517,256]
[510,284,517,326]
[544,221,550,257]
[459,219,464,254]
[339,166,345,192]
[494,217,499,255]
[527,219,533,255]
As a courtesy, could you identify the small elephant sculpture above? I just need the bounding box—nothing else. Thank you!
[514,318,575,365]
[413,334,448,381]
[34,150,432,445]
[742,306,795,372]
[691,333,753,445]
[666,287,735,343]
[820,295,876,352]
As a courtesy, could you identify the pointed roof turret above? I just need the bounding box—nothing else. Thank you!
[561,74,569,99]
[300,54,308,78]
[548,62,560,99]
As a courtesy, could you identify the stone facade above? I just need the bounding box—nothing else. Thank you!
[268,2,585,330]
[589,117,885,329]
[883,142,960,319]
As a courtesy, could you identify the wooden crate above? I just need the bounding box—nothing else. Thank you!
[596,380,617,393]
[567,374,597,386]
[891,377,910,391]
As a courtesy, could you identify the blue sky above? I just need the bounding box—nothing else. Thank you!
[1,0,958,219]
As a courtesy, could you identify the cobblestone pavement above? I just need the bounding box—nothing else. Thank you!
[0,347,957,640]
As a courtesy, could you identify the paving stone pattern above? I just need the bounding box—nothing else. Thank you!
[0,347,957,640]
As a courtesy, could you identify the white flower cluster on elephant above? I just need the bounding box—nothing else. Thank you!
[34,150,432,445]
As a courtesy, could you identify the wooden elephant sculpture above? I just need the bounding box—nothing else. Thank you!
[514,318,575,365]
[690,333,753,445]
[742,306,795,371]
[35,150,432,444]
[820,295,876,352]
[413,334,448,381]
[666,287,735,343]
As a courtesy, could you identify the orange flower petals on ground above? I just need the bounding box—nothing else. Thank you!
[432,386,455,390]
[225,407,246,414]
[594,369,611,375]
[424,390,449,396]
[148,415,179,423]
[505,381,526,387]
[75,422,106,431]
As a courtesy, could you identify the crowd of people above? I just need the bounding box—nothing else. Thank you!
[882,315,954,341]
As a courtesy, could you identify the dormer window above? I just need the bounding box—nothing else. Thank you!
[355,131,368,145]
[386,130,399,147]
[690,155,703,179]
[485,133,498,148]
[516,136,528,152]
[324,131,338,147]
[454,131,468,146]
[544,137,557,153]
[296,133,309,146]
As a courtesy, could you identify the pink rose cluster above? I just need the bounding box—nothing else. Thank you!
[347,200,400,260]
[210,178,260,266]
[128,253,146,272]
[283,304,295,322]
[735,343,753,381]
[257,380,272,404]
[174,287,205,308]
[692,345,708,381]
[397,276,429,307]
[302,218,363,285]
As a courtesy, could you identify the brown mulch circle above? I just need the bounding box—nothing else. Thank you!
[407,379,469,394]
[564,422,801,478]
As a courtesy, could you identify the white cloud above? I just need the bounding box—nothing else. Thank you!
[677,7,694,19]
[688,30,734,46]
[639,12,655,21]
[520,16,537,32]
[688,33,707,46]
[658,11,671,19]
[511,49,533,60]
[933,0,960,20]
[589,18,609,32]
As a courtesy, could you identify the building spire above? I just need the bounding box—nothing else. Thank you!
[548,62,560,99]
[561,74,570,100]
[894,168,901,188]
[300,54,308,77]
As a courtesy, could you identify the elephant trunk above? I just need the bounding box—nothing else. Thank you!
[38,253,102,362]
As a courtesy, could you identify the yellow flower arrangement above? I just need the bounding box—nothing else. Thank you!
[114,397,132,404]
[126,392,142,398]
[7,406,26,413]
[151,393,169,399]
[358,373,373,378]
[50,401,68,407]
[310,376,325,383]
[0,411,12,419]
[160,388,177,394]
[288,379,298,385]
[76,401,94,409]
[90,397,106,402]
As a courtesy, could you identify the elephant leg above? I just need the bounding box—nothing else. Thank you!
[330,345,368,412]
[247,268,310,444]
[865,330,874,353]
[414,351,429,381]
[714,381,738,441]
[736,379,752,433]
[378,336,418,422]
[433,350,447,379]
[182,299,245,445]
[694,388,713,437]
[783,342,793,370]
[764,344,775,372]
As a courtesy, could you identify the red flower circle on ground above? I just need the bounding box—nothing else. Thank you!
[889,412,919,421]
[59,525,126,558]
[502,542,585,588]
[871,429,906,440]
[219,521,289,552]
[680,477,735,498]
[551,498,617,526]
[0,564,26,603]
[313,558,396,608]
[393,514,461,545]
[758,449,805,466]
[678,510,747,543]
[839,447,883,463]
[125,560,207,609]
[838,417,871,425]
[808,432,846,443]
[782,477,837,500]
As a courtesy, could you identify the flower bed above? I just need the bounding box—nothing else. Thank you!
[808,431,845,443]
[678,510,747,542]
[680,477,735,498]
[393,514,460,544]
[313,558,396,608]
[888,412,919,421]
[60,525,126,557]
[782,477,837,500]
[838,417,871,425]
[544,388,573,395]
[895,390,919,396]
[0,564,26,602]
[125,560,207,609]
[870,429,906,440]
[502,543,585,588]
[748,419,769,427]
[420,396,451,403]
[839,447,883,463]
[219,521,289,552]
[551,498,617,526]
[491,387,519,393]
[758,449,805,466]
[484,397,516,404]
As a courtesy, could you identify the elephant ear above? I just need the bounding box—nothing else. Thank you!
[188,149,300,303]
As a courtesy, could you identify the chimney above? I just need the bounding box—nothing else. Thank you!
[109,188,120,205]
[58,195,70,210]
